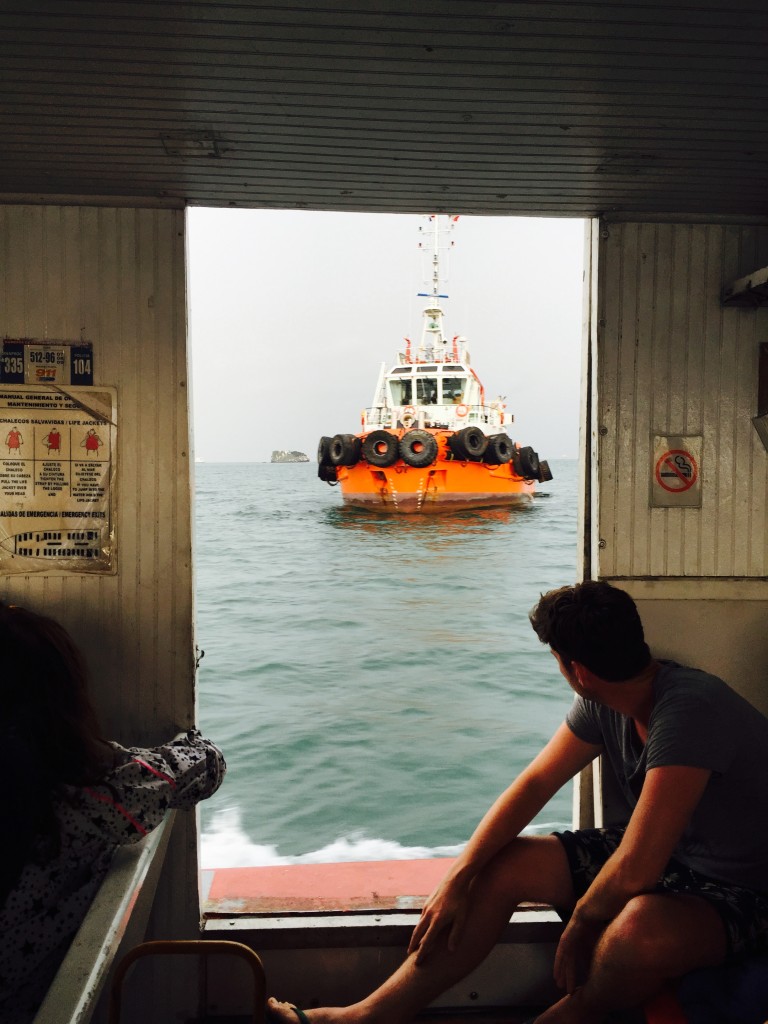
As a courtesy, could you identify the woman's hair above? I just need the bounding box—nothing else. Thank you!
[529,581,651,682]
[0,602,107,905]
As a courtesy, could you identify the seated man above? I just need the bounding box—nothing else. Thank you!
[268,581,768,1024]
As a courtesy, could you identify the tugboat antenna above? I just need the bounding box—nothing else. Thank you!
[417,214,456,299]
[416,214,457,360]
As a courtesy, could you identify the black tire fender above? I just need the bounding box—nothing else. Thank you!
[448,426,488,461]
[329,433,362,467]
[399,429,438,468]
[318,463,338,484]
[485,433,513,465]
[518,446,540,479]
[362,430,399,467]
[317,435,333,466]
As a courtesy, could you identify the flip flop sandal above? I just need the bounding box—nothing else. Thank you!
[267,1005,311,1024]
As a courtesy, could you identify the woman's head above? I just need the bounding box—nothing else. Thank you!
[0,601,105,783]
[0,602,106,899]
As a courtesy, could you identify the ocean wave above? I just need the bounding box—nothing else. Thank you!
[196,460,578,868]
[200,807,569,869]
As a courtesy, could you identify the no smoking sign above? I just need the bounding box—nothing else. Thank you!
[651,436,702,508]
[656,449,697,492]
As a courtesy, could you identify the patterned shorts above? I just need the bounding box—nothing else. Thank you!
[553,826,768,960]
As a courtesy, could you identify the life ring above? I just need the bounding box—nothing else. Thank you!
[362,430,399,467]
[447,426,488,462]
[455,404,469,418]
[403,405,416,419]
[329,433,362,467]
[399,429,438,468]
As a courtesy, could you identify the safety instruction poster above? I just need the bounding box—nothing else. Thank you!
[0,386,116,573]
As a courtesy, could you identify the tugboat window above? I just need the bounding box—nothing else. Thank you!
[416,378,438,405]
[390,379,413,404]
[443,377,465,402]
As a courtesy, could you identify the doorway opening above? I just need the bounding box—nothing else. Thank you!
[187,208,585,912]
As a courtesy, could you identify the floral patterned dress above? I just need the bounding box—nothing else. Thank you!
[0,729,226,1023]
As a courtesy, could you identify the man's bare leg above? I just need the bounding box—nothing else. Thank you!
[535,893,728,1024]
[268,835,574,1024]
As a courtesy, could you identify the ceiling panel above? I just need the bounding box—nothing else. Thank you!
[1,1,767,216]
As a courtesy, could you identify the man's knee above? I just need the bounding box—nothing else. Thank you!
[478,835,575,908]
[596,894,726,977]
[599,896,666,973]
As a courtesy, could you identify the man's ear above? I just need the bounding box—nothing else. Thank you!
[571,661,595,690]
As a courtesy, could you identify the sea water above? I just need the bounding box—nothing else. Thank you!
[195,459,579,868]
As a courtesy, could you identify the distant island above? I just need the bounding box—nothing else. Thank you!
[270,450,309,464]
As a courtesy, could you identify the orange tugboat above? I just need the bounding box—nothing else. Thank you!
[318,216,552,512]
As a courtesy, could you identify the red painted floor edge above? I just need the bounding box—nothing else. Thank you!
[204,857,454,913]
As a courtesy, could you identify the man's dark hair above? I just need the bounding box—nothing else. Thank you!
[529,581,651,682]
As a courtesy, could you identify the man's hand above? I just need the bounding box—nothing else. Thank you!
[551,765,712,995]
[553,914,604,994]
[407,876,472,965]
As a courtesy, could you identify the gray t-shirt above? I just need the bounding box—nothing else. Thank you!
[566,661,768,893]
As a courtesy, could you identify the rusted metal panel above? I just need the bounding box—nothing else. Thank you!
[596,219,768,578]
[204,859,450,916]
[202,858,557,918]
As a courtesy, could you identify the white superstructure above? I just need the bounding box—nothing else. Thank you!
[362,216,510,433]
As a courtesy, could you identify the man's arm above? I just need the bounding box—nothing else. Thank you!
[409,722,602,960]
[554,764,711,992]
[451,723,603,881]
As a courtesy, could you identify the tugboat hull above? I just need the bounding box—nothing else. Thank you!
[339,466,535,513]
[330,429,543,514]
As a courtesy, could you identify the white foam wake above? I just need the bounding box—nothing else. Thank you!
[200,807,568,869]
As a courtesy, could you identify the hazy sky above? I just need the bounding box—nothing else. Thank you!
[187,210,585,463]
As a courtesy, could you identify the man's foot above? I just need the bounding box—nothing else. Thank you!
[267,1003,311,1024]
[266,998,362,1024]
[266,1002,312,1024]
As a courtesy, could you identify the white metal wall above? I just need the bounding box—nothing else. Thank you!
[593,218,768,710]
[0,203,192,739]
[0,203,201,950]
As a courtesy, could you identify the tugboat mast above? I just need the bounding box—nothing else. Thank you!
[415,215,456,362]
